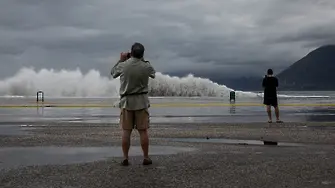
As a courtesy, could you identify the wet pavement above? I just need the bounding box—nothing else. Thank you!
[0,125,35,136]
[1,96,335,173]
[1,96,335,124]
[164,138,306,147]
[0,146,196,170]
[1,105,335,124]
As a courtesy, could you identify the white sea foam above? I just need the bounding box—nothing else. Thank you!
[0,67,256,98]
[0,67,330,99]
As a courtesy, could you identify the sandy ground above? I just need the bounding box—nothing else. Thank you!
[1,122,335,188]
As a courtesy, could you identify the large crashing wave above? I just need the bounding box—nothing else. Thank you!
[0,67,257,98]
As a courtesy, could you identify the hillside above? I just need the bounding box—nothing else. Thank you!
[277,45,335,90]
[166,45,335,91]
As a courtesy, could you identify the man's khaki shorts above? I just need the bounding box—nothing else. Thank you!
[120,108,150,130]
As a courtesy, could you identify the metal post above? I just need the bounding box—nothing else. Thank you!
[229,91,236,101]
[36,91,44,102]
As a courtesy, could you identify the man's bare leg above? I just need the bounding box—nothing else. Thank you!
[138,129,152,165]
[138,129,149,159]
[274,106,280,121]
[122,129,132,160]
[266,105,272,122]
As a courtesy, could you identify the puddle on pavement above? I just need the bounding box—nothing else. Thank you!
[0,125,35,136]
[165,138,305,147]
[0,146,196,169]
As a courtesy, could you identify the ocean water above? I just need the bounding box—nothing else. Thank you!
[0,67,334,125]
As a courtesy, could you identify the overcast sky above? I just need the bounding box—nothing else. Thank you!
[1,0,335,79]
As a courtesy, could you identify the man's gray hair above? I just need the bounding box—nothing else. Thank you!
[131,42,145,59]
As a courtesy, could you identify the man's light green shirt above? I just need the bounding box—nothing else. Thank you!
[111,57,156,110]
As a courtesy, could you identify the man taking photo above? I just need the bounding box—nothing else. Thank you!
[111,42,156,166]
[262,69,283,123]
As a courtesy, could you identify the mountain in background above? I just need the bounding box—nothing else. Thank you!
[277,45,335,90]
[167,44,335,91]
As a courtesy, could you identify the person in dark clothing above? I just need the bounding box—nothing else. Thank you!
[262,69,283,123]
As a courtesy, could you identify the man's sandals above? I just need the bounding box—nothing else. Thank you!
[121,158,152,166]
[121,159,129,166]
[268,120,283,123]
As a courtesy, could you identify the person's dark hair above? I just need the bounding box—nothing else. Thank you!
[130,42,145,59]
[267,69,273,75]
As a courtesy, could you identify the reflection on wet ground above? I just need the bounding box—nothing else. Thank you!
[0,125,35,136]
[1,105,335,124]
[1,96,335,124]
[0,146,196,170]
[164,138,306,147]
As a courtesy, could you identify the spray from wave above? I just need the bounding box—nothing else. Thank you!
[0,67,258,98]
[0,67,330,99]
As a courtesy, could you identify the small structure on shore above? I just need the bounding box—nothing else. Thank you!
[36,90,44,102]
[229,91,236,101]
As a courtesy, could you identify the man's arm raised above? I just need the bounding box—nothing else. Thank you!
[111,52,128,78]
[147,62,156,79]
[111,60,123,78]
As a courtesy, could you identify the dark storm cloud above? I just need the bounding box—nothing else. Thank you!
[268,25,335,49]
[0,0,335,78]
